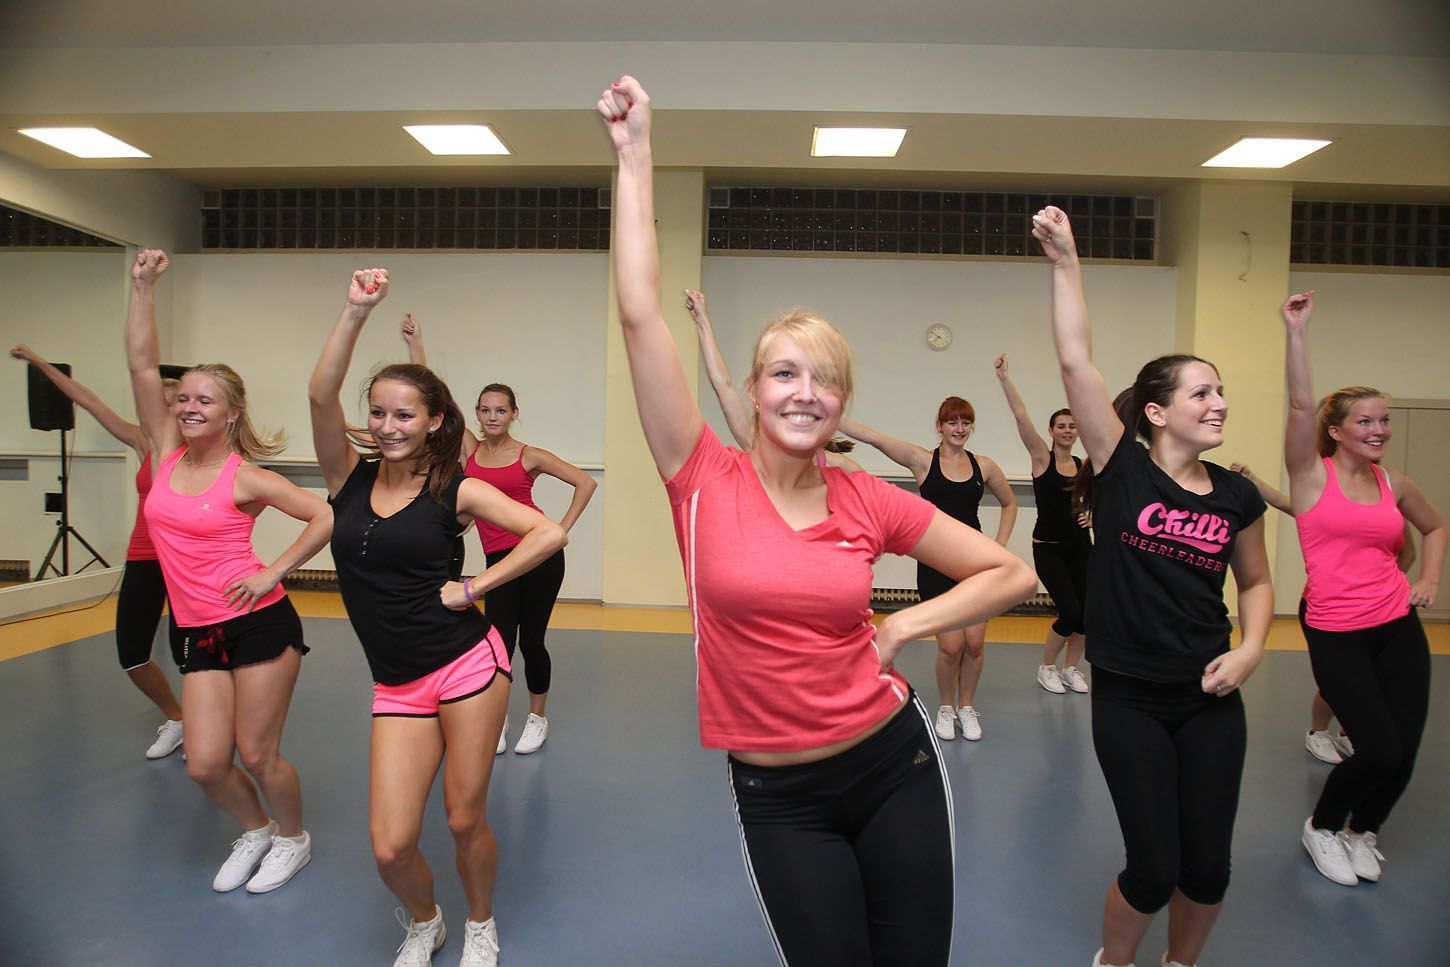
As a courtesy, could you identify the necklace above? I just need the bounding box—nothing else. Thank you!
[184,452,229,469]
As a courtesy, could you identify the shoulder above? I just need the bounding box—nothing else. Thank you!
[1207,461,1266,519]
[1097,427,1144,479]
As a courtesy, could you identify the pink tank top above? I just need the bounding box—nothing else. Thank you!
[1297,458,1409,632]
[125,452,158,562]
[463,446,541,554]
[143,448,287,626]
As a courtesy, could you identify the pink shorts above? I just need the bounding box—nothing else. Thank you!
[372,629,510,717]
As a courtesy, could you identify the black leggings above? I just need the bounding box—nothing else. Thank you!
[483,547,565,696]
[728,697,954,967]
[114,559,182,671]
[1092,667,1246,913]
[1032,540,1090,638]
[1301,605,1429,834]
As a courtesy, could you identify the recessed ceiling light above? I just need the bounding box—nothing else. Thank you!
[811,127,907,158]
[1202,138,1331,169]
[19,127,149,159]
[404,125,510,156]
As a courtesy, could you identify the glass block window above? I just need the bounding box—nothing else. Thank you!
[706,188,1157,261]
[0,206,121,248]
[1291,200,1450,268]
[202,187,610,251]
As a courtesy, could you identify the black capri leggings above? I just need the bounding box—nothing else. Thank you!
[114,559,182,671]
[483,547,565,696]
[728,696,955,967]
[1092,666,1246,913]
[1032,539,1090,638]
[1301,604,1429,834]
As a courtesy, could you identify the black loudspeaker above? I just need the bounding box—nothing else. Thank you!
[28,363,74,431]
[159,364,189,381]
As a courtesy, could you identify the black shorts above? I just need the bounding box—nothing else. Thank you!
[172,597,309,674]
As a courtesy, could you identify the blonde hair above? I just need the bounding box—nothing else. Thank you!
[184,363,286,461]
[745,309,854,432]
[1316,386,1386,458]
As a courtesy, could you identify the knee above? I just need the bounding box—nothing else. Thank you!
[963,638,984,660]
[187,755,232,789]
[446,806,489,843]
[1178,863,1231,906]
[236,743,278,778]
[371,836,418,876]
[1354,741,1404,782]
[1119,854,1178,914]
[936,637,965,660]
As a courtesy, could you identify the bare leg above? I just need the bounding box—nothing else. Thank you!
[232,648,305,836]
[182,670,269,830]
[528,690,548,717]
[1101,879,1154,966]
[957,624,986,707]
[371,716,446,921]
[127,660,183,720]
[1064,632,1086,670]
[440,679,510,922]
[935,629,967,708]
[1043,628,1069,668]
[1309,691,1334,733]
[1165,889,1222,965]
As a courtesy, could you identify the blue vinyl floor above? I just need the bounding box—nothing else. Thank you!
[1,618,1446,966]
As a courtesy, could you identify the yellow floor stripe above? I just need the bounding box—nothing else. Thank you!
[3,590,1446,663]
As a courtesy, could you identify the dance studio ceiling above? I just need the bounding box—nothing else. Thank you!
[2,0,1448,197]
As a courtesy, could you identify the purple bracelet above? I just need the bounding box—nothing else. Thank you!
[463,579,478,604]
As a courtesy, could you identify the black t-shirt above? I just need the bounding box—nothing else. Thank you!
[330,459,491,685]
[1084,428,1265,683]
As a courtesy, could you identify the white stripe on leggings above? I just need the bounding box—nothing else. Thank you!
[727,758,792,967]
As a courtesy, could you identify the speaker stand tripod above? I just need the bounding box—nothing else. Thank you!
[35,428,109,580]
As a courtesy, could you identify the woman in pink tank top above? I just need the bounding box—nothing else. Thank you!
[1281,290,1446,889]
[126,250,334,896]
[10,344,185,758]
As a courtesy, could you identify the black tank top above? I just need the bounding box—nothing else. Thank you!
[918,448,983,532]
[1032,454,1089,544]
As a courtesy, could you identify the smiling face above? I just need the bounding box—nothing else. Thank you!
[173,372,233,444]
[369,378,441,462]
[1049,411,1078,449]
[1145,360,1227,451]
[936,415,974,448]
[476,391,517,440]
[1330,396,1391,460]
[747,334,845,454]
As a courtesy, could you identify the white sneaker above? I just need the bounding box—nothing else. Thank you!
[958,706,982,741]
[145,719,185,759]
[1037,664,1066,694]
[496,714,508,756]
[394,906,446,967]
[212,821,276,892]
[1331,731,1355,759]
[1342,830,1384,882]
[1302,818,1357,886]
[460,917,500,967]
[934,705,957,740]
[246,830,311,893]
[1305,729,1344,764]
[1162,956,1196,967]
[1092,949,1134,967]
[1062,665,1089,693]
[514,712,549,754]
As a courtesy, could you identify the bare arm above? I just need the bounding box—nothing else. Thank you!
[442,479,568,609]
[685,288,754,449]
[599,77,703,477]
[225,466,334,612]
[1230,462,1292,516]
[1030,208,1122,469]
[994,354,1050,474]
[838,420,931,482]
[1202,518,1272,696]
[522,446,598,533]
[873,512,1037,671]
[823,450,865,473]
[979,455,1018,545]
[401,314,426,367]
[309,269,389,496]
[1281,291,1326,510]
[1390,469,1446,609]
[125,250,181,458]
[10,345,143,455]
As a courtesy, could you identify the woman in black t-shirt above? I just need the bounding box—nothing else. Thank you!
[310,268,566,967]
[1033,207,1272,967]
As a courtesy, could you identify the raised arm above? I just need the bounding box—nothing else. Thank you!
[1281,291,1326,510]
[599,76,702,477]
[443,479,568,610]
[522,446,598,533]
[994,354,1050,474]
[401,314,426,367]
[1230,462,1292,516]
[685,288,753,449]
[126,250,181,458]
[838,419,932,483]
[10,344,144,455]
[979,455,1018,545]
[1031,208,1121,468]
[309,269,389,496]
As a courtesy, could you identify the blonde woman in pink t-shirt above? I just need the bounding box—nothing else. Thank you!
[126,250,333,896]
[600,76,1035,966]
[1281,291,1446,888]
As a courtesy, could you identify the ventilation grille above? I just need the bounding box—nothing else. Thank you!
[0,559,31,583]
[1,206,121,248]
[1291,200,1450,268]
[872,588,1054,616]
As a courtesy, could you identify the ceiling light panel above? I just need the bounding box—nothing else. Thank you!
[811,127,907,158]
[404,125,510,156]
[1201,138,1331,168]
[18,127,149,158]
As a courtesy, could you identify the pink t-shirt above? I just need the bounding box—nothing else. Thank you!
[144,448,287,626]
[664,427,935,752]
[125,452,158,562]
[1297,458,1409,632]
[463,448,542,554]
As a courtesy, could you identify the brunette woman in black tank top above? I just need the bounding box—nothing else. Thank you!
[842,397,1017,742]
[996,353,1093,695]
